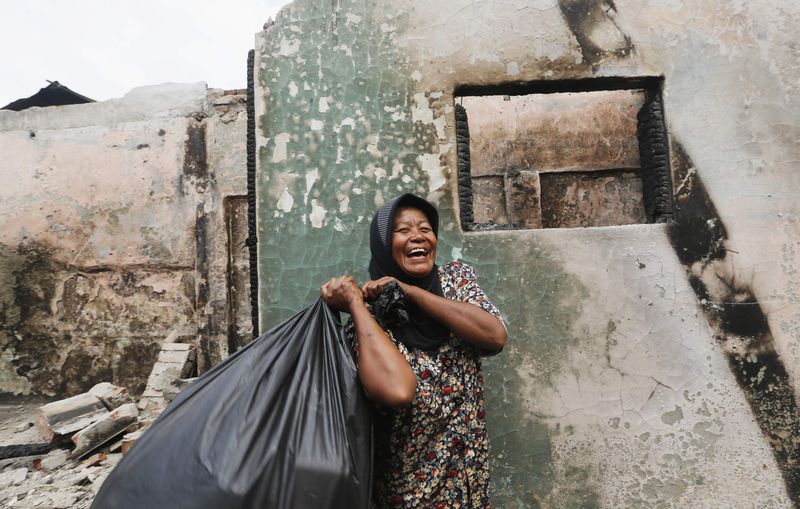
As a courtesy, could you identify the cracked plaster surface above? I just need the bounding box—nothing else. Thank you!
[255,0,800,506]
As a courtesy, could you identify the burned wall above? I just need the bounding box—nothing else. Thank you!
[0,83,252,397]
[255,0,800,506]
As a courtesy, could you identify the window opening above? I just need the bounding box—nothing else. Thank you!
[455,78,672,230]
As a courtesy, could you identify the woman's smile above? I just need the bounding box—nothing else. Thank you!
[391,206,438,278]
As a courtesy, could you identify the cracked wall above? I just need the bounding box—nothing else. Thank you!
[0,83,252,397]
[255,0,800,506]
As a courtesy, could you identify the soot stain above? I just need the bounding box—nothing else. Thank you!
[668,141,800,504]
[558,0,634,66]
[6,243,66,394]
[183,123,208,180]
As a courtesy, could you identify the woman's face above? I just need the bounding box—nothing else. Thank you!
[391,206,437,278]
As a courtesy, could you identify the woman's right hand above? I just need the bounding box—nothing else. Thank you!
[320,276,364,313]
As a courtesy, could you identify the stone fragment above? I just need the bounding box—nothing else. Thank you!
[89,382,134,410]
[63,471,91,486]
[70,404,139,459]
[91,471,111,492]
[35,448,70,472]
[39,490,79,508]
[161,341,191,351]
[120,430,145,455]
[0,467,28,488]
[105,453,123,469]
[107,438,123,453]
[80,452,107,469]
[37,393,109,443]
[138,342,197,416]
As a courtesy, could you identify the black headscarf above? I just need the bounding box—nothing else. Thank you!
[368,194,451,351]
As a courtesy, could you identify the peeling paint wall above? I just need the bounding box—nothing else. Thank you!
[255,0,800,506]
[0,83,252,397]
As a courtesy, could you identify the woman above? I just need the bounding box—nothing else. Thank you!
[321,193,507,508]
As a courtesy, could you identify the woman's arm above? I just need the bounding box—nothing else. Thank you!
[321,276,416,407]
[363,276,507,352]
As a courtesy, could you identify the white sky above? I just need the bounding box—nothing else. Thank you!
[0,0,289,107]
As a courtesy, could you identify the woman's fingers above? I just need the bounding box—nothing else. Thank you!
[361,280,380,300]
[320,277,335,294]
[322,275,365,311]
[361,276,399,300]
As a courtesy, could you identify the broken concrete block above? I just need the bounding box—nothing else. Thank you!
[44,490,79,508]
[89,382,134,410]
[35,448,70,472]
[158,349,193,364]
[36,394,109,443]
[80,451,108,469]
[120,429,144,455]
[160,342,191,351]
[154,343,196,382]
[107,438,123,453]
[63,471,91,486]
[138,342,197,416]
[70,404,139,459]
[0,467,28,488]
[105,452,123,469]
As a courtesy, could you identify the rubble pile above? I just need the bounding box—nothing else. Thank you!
[0,342,197,508]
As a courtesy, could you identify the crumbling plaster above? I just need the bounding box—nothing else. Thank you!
[255,0,800,506]
[0,83,252,397]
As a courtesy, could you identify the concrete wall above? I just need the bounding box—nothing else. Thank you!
[0,83,252,397]
[255,0,800,506]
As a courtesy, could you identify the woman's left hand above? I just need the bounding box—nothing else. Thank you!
[361,276,410,300]
[361,276,408,300]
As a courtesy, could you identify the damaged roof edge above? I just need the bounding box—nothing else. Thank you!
[2,81,95,112]
[0,82,211,132]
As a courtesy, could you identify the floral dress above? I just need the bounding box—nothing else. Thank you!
[348,261,504,509]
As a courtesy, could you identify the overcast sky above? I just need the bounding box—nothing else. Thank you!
[0,0,288,107]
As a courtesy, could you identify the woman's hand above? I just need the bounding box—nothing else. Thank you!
[361,276,410,301]
[371,279,507,353]
[320,276,364,312]
[322,276,417,407]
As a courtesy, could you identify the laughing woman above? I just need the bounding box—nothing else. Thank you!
[320,193,507,509]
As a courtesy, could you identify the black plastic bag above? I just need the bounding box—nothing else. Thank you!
[369,281,409,330]
[92,298,372,509]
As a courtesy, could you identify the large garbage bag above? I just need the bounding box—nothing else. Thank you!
[92,298,372,509]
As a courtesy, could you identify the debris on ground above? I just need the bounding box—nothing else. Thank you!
[0,341,197,508]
